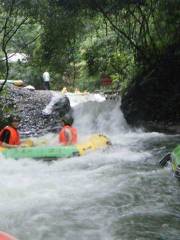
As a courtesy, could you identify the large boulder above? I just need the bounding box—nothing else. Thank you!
[121,44,180,133]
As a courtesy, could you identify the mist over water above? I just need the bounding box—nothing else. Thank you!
[0,93,179,240]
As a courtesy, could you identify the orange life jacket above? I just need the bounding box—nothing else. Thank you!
[59,125,77,145]
[0,126,20,145]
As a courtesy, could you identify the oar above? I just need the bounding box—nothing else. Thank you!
[159,153,171,167]
[20,138,48,147]
[21,139,34,147]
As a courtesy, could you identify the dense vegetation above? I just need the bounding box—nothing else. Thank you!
[0,0,179,130]
[0,0,177,91]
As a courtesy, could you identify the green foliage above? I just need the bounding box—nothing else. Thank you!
[0,0,179,94]
[0,87,15,128]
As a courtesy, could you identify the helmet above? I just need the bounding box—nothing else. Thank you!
[61,114,74,126]
[8,114,21,123]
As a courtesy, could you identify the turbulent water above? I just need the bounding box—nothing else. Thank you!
[0,93,180,240]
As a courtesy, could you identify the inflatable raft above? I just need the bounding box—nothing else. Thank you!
[0,79,23,86]
[159,145,180,179]
[0,134,110,160]
[171,145,180,179]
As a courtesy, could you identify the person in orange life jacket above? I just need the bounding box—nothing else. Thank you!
[59,114,78,145]
[0,115,21,148]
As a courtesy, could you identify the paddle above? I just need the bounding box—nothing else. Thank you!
[20,139,34,147]
[159,153,171,167]
[20,138,47,147]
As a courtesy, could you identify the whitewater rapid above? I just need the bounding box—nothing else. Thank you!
[0,92,179,240]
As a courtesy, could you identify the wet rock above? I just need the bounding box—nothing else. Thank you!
[121,45,180,134]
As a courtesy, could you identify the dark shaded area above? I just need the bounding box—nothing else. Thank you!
[121,43,180,133]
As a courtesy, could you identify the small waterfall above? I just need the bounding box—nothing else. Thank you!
[73,99,129,136]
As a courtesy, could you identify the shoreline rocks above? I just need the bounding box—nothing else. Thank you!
[0,85,71,137]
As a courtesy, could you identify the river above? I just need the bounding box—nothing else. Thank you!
[0,92,179,240]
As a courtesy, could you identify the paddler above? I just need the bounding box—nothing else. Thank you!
[59,114,78,145]
[0,115,21,148]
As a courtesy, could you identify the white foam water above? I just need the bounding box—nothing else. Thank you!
[0,93,179,240]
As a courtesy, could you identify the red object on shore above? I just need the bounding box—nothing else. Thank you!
[0,232,18,240]
[100,75,112,86]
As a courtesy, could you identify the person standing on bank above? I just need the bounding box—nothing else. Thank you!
[42,70,50,90]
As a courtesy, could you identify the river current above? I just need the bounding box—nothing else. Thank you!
[0,92,179,240]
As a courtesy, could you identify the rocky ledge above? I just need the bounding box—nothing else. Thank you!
[121,45,180,134]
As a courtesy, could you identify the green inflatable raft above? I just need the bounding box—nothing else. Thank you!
[0,134,110,160]
[159,145,180,179]
[171,145,180,179]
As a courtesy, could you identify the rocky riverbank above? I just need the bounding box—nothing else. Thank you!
[0,85,71,137]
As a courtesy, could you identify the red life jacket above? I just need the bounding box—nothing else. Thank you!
[59,125,77,145]
[0,126,20,145]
